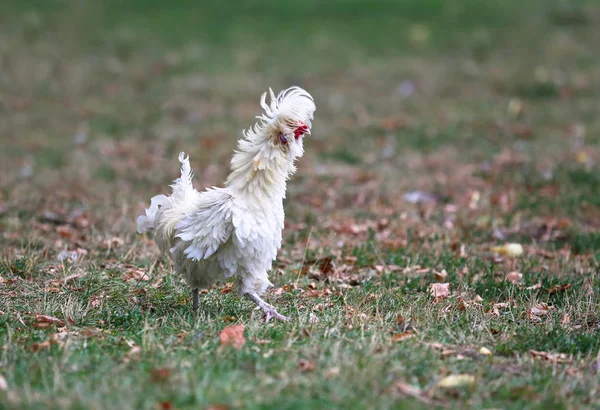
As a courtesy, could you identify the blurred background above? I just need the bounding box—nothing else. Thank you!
[0,0,599,255]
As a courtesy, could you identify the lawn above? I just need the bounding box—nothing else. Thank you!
[1,1,599,409]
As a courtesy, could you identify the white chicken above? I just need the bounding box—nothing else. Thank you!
[137,86,316,321]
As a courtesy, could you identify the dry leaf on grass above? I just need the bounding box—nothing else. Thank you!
[530,350,572,364]
[436,374,475,388]
[150,367,170,383]
[392,332,415,342]
[525,282,542,291]
[527,303,555,321]
[429,283,450,299]
[489,302,510,317]
[31,339,53,352]
[219,283,233,294]
[219,324,246,350]
[492,243,523,257]
[33,314,65,328]
[434,269,448,282]
[479,347,493,356]
[505,271,523,283]
[548,284,572,294]
[123,268,149,282]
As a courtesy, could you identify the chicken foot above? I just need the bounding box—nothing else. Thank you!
[245,292,289,322]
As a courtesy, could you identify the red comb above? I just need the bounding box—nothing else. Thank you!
[294,122,309,139]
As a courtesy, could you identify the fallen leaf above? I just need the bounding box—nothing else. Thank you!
[392,331,415,342]
[436,374,475,388]
[34,314,65,328]
[548,284,572,294]
[530,350,572,363]
[123,268,149,282]
[219,283,233,294]
[505,271,523,283]
[429,283,450,299]
[298,359,316,372]
[31,339,52,352]
[62,273,84,284]
[527,303,555,321]
[560,313,571,325]
[492,243,524,257]
[150,367,170,383]
[395,381,422,397]
[219,324,245,350]
[489,302,509,317]
[479,347,493,356]
[158,402,174,410]
[525,282,542,291]
[56,225,75,239]
[434,269,448,282]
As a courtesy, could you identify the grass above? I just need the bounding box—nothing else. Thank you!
[1,0,600,409]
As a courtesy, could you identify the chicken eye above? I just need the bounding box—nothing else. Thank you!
[279,133,288,144]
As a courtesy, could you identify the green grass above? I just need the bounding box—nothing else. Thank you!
[1,0,600,409]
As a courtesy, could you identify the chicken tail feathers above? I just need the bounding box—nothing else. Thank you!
[171,152,194,201]
[137,153,199,252]
[136,194,170,234]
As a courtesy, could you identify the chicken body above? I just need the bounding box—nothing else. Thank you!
[137,87,316,321]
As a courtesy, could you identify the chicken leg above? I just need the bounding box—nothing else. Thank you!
[245,292,289,322]
[192,288,199,313]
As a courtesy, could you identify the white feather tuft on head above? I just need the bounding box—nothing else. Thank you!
[257,86,316,129]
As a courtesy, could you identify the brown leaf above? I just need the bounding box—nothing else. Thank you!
[318,256,335,276]
[157,402,174,410]
[527,303,555,321]
[434,269,448,282]
[525,282,542,291]
[219,324,246,350]
[219,283,233,294]
[34,314,65,328]
[298,359,316,372]
[391,331,415,342]
[31,339,52,352]
[150,367,170,383]
[56,225,75,239]
[505,271,523,283]
[548,284,572,294]
[530,349,572,363]
[489,302,509,317]
[123,268,149,282]
[429,283,450,299]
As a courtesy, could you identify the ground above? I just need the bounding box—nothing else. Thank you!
[1,1,599,409]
